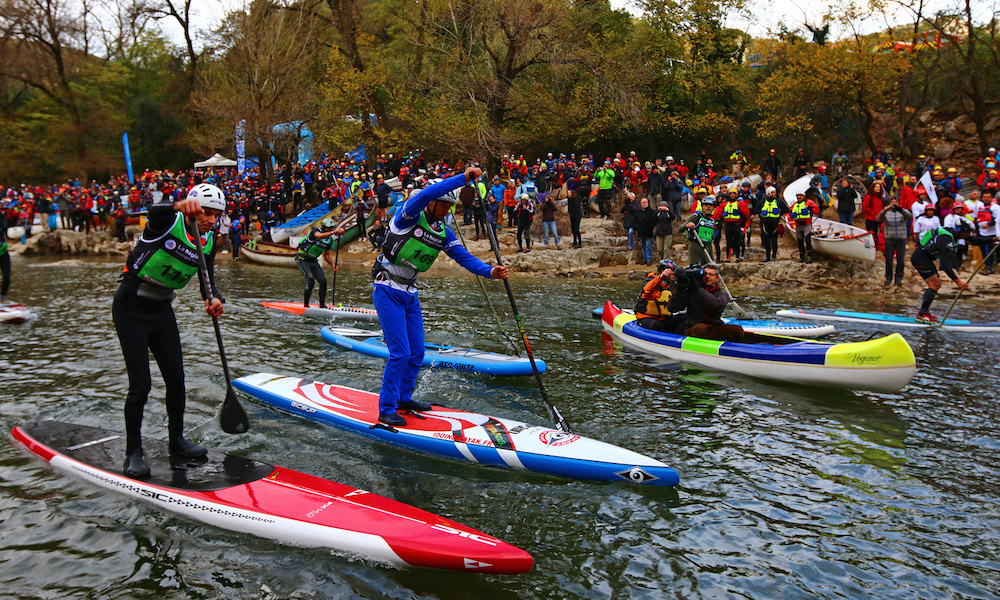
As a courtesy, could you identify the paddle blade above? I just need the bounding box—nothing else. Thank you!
[219,385,250,434]
[729,302,751,320]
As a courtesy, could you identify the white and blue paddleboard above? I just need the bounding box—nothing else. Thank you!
[777,309,1000,333]
[590,307,835,337]
[233,373,679,487]
[321,326,544,376]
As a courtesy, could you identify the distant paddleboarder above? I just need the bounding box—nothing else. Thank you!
[113,183,226,478]
[295,218,344,309]
[371,166,508,427]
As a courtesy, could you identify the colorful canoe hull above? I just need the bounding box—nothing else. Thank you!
[776,309,1000,333]
[590,307,835,337]
[12,421,532,573]
[233,373,679,487]
[263,301,379,322]
[321,326,544,376]
[602,302,915,392]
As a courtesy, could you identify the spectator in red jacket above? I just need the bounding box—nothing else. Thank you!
[863,181,887,239]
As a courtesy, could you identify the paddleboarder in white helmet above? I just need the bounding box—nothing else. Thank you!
[113,183,225,478]
[372,165,508,427]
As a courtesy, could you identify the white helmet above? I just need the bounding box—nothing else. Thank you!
[186,183,225,211]
[766,186,776,195]
[439,190,461,204]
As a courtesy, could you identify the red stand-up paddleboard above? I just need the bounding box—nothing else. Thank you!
[11,421,533,574]
[0,302,32,324]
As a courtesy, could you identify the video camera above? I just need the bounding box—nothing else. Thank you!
[672,265,706,291]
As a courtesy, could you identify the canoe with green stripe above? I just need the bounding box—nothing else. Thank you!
[600,302,915,393]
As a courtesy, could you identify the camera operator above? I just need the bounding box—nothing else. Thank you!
[634,259,687,333]
[668,264,745,341]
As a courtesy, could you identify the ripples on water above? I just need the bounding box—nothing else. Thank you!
[2,255,999,599]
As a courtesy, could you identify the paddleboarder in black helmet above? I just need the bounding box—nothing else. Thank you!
[295,217,345,309]
[910,219,989,323]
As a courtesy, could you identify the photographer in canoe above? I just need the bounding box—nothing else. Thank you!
[668,264,745,342]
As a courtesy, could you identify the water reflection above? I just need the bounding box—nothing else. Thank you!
[1,258,999,598]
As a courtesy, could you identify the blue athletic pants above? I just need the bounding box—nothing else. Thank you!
[372,283,425,415]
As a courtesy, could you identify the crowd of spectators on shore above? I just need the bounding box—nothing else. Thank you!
[2,145,998,274]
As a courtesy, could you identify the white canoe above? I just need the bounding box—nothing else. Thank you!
[782,214,876,262]
[782,174,814,205]
[809,217,876,261]
[239,241,298,267]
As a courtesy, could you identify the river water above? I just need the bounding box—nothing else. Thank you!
[1,254,999,600]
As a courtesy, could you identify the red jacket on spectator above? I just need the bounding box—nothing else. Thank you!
[862,192,883,221]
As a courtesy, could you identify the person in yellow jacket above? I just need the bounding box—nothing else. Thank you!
[729,150,748,179]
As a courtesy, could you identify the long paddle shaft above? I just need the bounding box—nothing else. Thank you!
[190,217,250,434]
[474,182,571,433]
[331,236,341,305]
[937,241,1000,327]
[452,216,521,356]
[327,176,347,305]
[694,235,751,319]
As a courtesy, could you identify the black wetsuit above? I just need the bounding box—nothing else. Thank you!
[296,227,337,307]
[112,201,221,455]
[911,228,992,315]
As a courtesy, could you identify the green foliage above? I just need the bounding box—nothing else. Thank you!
[755,39,911,153]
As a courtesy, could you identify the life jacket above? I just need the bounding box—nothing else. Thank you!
[790,201,812,222]
[977,206,996,227]
[760,198,781,219]
[382,211,447,272]
[123,212,213,290]
[723,200,742,221]
[634,273,672,319]
[0,241,7,256]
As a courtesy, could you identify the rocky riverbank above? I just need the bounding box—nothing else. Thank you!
[7,219,1000,296]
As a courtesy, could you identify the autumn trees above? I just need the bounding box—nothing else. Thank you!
[1,0,999,184]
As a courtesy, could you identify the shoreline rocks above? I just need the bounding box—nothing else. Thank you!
[7,222,1000,295]
[14,229,132,258]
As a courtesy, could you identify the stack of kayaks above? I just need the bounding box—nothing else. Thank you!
[269,200,339,244]
[263,301,379,322]
[321,326,543,376]
[776,309,1000,333]
[601,301,916,392]
[232,373,680,487]
[241,202,376,267]
[590,307,835,337]
[12,420,533,573]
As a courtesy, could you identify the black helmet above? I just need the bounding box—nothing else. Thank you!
[657,259,677,273]
[810,175,822,186]
[952,218,974,234]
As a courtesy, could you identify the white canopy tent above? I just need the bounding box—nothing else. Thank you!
[194,153,238,168]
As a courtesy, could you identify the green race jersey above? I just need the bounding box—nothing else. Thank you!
[382,212,447,272]
[125,212,213,290]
